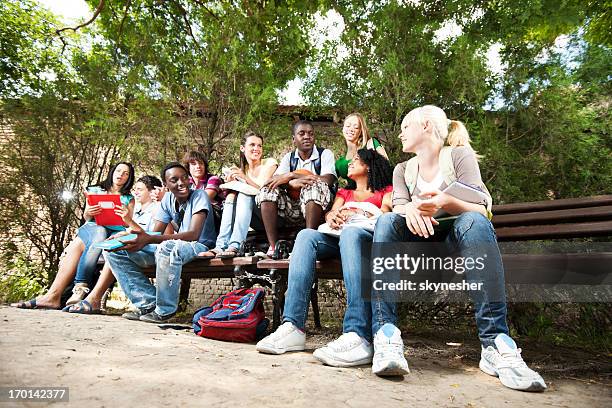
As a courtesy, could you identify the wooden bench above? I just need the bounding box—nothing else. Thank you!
[141,256,262,309]
[97,195,611,321]
[97,256,261,311]
[255,195,612,328]
[96,228,298,311]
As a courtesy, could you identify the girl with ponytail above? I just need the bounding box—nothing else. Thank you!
[355,105,546,392]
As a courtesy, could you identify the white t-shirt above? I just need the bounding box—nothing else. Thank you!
[133,202,160,231]
[416,171,444,193]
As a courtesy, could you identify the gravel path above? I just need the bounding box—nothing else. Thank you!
[1,306,609,407]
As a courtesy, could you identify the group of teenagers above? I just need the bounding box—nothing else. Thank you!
[12,104,546,392]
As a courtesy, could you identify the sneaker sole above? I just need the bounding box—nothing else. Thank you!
[313,349,372,368]
[479,359,546,392]
[140,313,175,323]
[372,360,410,376]
[479,359,498,377]
[256,344,305,355]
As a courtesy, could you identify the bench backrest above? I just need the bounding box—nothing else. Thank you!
[492,194,612,240]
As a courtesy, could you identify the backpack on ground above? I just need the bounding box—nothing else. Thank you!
[192,288,268,343]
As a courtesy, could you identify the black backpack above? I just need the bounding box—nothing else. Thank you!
[289,146,326,174]
[288,146,337,196]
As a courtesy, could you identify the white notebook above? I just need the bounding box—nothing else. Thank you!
[443,181,489,204]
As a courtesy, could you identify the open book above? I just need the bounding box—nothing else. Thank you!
[219,180,260,196]
[318,202,383,237]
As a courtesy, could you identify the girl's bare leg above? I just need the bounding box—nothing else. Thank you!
[82,264,115,310]
[19,238,85,308]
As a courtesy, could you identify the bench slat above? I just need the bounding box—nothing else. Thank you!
[492,195,612,215]
[141,256,261,278]
[495,220,612,240]
[257,253,612,281]
[492,205,612,227]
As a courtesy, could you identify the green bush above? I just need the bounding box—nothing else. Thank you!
[0,254,47,303]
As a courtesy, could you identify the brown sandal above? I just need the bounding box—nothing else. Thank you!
[197,251,216,259]
[218,247,239,259]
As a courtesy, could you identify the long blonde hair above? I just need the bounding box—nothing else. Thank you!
[344,112,373,148]
[404,105,471,148]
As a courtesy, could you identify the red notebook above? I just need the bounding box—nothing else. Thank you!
[86,193,125,227]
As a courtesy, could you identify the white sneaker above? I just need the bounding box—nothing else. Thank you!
[256,322,305,354]
[313,332,373,367]
[479,333,547,392]
[372,323,409,376]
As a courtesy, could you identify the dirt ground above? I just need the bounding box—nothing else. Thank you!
[1,305,610,408]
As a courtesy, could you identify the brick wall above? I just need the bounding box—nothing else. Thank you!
[186,277,348,323]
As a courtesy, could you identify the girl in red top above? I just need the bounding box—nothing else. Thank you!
[256,148,393,359]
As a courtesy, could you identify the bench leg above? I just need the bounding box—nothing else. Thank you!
[233,266,248,289]
[270,269,287,330]
[178,277,191,312]
[310,279,321,329]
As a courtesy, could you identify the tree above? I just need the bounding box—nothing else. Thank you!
[0,0,327,287]
[73,0,323,162]
[303,0,611,202]
[0,1,134,282]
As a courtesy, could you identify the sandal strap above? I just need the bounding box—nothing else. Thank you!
[70,300,92,313]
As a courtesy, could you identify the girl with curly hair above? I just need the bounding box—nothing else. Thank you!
[256,148,392,357]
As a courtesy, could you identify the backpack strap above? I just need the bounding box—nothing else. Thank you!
[404,147,457,196]
[403,157,419,196]
[289,147,324,174]
[438,146,457,186]
[314,146,325,175]
[289,150,298,172]
[366,138,382,149]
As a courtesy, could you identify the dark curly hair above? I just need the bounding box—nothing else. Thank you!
[136,175,162,191]
[348,148,393,192]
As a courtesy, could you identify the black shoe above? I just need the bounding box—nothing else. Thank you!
[122,307,154,321]
[139,311,176,323]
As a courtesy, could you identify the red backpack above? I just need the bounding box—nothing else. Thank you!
[192,288,268,343]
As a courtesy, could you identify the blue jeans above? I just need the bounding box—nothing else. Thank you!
[283,229,338,331]
[215,192,255,250]
[106,240,208,316]
[370,212,509,348]
[75,222,111,284]
[282,227,374,340]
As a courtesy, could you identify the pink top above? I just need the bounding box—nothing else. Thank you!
[190,174,224,207]
[336,185,393,209]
